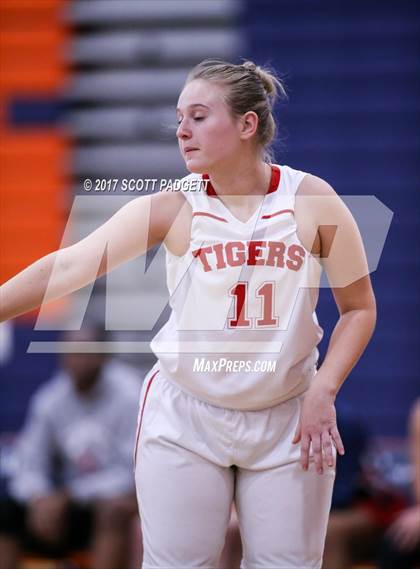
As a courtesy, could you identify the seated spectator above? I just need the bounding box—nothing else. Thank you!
[376,398,420,569]
[323,404,381,569]
[0,325,142,569]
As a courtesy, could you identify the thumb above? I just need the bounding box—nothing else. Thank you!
[292,420,301,444]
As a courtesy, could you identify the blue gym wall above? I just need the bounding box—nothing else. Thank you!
[244,0,419,436]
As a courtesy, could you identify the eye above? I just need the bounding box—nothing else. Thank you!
[194,116,205,121]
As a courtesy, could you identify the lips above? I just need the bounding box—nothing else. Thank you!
[184,147,199,154]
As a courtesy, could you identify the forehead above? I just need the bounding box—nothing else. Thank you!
[176,79,226,112]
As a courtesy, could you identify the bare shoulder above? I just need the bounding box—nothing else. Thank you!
[293,174,336,256]
[150,188,189,226]
[150,189,192,256]
[297,173,337,197]
[296,174,353,228]
[294,173,357,257]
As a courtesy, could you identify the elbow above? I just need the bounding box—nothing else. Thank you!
[367,305,377,338]
[340,303,377,339]
[358,303,377,343]
[368,292,378,333]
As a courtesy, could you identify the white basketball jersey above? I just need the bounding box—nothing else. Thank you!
[150,164,324,411]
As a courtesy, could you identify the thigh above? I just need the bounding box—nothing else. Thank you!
[136,440,234,568]
[236,460,335,569]
[135,374,235,568]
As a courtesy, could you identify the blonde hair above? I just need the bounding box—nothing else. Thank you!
[186,58,286,163]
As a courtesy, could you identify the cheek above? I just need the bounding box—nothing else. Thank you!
[205,119,239,153]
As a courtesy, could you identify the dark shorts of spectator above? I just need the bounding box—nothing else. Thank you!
[0,495,93,557]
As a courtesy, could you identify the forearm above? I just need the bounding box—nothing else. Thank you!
[0,245,104,322]
[314,307,376,397]
[0,251,60,321]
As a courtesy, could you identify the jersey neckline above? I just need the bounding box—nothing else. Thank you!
[202,164,280,198]
[200,164,281,226]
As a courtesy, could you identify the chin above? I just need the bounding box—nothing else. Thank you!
[184,159,208,174]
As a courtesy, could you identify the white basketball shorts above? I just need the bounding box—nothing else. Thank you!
[134,366,335,569]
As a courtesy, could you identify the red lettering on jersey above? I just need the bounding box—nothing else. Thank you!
[213,243,227,269]
[266,241,286,267]
[256,282,279,326]
[228,282,251,327]
[193,241,305,273]
[286,244,306,271]
[247,241,266,266]
[226,242,246,267]
[192,246,213,272]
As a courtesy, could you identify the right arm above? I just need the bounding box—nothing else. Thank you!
[0,191,189,321]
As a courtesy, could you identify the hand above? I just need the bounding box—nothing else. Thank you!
[292,384,344,474]
[27,491,69,544]
[387,505,420,552]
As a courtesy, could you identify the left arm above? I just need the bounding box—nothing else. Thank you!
[292,175,377,473]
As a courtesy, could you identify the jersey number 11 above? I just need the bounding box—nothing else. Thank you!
[228,281,279,328]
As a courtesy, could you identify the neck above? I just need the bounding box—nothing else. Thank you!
[206,154,271,197]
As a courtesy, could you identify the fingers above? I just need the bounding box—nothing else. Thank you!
[299,428,341,474]
[322,430,335,468]
[331,425,345,455]
[300,432,311,471]
[311,433,323,474]
[292,419,301,444]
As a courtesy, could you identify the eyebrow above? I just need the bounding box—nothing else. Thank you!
[175,104,210,113]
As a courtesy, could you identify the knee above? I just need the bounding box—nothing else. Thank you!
[26,494,69,545]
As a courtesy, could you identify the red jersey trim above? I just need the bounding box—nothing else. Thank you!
[203,164,281,197]
[133,369,159,468]
[193,211,228,223]
[261,209,294,220]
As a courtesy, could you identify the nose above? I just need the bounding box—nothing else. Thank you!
[176,119,191,140]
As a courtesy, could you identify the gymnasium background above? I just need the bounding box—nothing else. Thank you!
[0,0,419,487]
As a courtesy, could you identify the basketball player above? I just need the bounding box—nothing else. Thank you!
[0,59,376,568]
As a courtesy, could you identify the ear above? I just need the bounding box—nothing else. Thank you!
[238,111,259,140]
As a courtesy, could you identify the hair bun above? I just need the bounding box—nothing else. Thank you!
[241,60,286,102]
[242,61,257,72]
